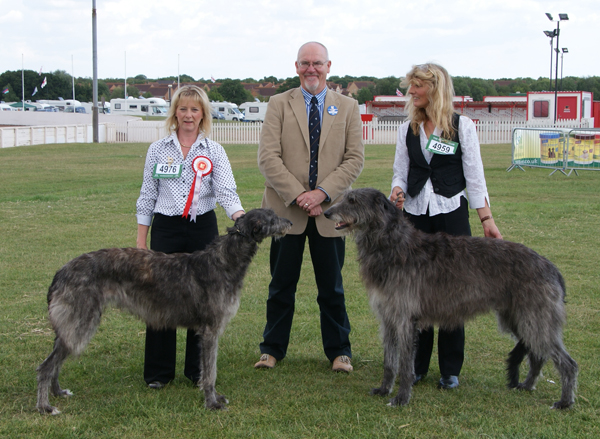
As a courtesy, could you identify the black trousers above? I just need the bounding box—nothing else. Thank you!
[259,217,351,362]
[144,211,219,384]
[406,197,471,377]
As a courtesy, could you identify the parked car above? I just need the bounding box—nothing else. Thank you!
[64,106,87,114]
[211,110,225,120]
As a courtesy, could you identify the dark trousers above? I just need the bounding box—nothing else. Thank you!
[144,211,219,384]
[406,197,471,377]
[259,217,351,362]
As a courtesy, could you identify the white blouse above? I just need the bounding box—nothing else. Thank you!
[136,132,244,226]
[391,116,490,217]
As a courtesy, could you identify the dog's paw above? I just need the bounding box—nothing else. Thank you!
[205,401,229,411]
[551,400,574,410]
[216,394,229,404]
[370,387,392,397]
[388,395,410,407]
[205,394,229,410]
[38,405,61,415]
[516,382,535,391]
[59,389,73,398]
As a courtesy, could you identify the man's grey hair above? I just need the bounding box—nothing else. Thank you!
[297,41,329,61]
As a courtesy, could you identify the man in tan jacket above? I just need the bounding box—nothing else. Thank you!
[255,42,364,372]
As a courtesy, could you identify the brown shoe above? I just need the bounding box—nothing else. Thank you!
[332,355,353,372]
[254,354,276,369]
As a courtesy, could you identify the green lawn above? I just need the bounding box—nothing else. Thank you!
[0,142,598,438]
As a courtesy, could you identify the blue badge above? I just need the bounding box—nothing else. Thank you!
[327,105,338,116]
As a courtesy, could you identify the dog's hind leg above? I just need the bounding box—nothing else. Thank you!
[506,340,529,388]
[36,337,72,415]
[516,351,545,392]
[198,329,228,410]
[550,344,578,409]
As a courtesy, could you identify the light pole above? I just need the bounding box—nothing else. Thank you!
[546,13,568,124]
[543,30,555,90]
[560,48,568,91]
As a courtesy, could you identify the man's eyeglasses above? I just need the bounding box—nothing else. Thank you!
[297,61,328,69]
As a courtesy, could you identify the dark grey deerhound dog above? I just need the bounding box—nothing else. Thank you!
[36,208,292,415]
[324,188,577,409]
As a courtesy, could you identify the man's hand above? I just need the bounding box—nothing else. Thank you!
[297,189,327,214]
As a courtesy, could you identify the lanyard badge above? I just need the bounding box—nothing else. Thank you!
[425,134,458,155]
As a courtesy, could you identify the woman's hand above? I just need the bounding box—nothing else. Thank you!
[232,210,245,221]
[390,186,405,210]
[137,224,149,250]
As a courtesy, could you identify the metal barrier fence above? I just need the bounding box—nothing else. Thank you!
[509,127,600,175]
[0,124,104,147]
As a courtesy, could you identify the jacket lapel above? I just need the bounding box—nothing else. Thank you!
[320,91,338,147]
[289,88,310,148]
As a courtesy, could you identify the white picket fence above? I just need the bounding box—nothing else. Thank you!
[361,119,593,145]
[0,119,593,148]
[104,119,595,146]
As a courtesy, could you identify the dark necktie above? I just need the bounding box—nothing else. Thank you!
[309,96,320,190]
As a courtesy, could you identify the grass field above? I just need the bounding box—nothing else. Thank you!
[0,141,598,438]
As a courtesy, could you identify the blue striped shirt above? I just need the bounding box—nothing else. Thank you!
[301,86,327,125]
[299,86,330,201]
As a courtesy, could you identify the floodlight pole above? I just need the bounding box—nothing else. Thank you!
[543,31,555,90]
[92,0,99,142]
[547,13,568,124]
[560,48,568,91]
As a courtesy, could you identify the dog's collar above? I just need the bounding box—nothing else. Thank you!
[229,227,251,240]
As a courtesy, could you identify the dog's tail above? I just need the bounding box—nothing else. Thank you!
[46,270,62,305]
[558,270,567,303]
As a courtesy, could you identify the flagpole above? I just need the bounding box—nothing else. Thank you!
[72,55,76,102]
[21,54,25,111]
[124,51,127,100]
[92,0,99,143]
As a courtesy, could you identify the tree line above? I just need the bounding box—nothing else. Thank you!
[2,70,600,106]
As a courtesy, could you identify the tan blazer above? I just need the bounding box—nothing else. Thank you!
[258,88,364,237]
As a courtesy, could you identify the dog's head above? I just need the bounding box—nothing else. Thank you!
[324,188,398,233]
[231,208,292,243]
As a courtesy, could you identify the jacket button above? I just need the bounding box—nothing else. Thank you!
[434,187,439,192]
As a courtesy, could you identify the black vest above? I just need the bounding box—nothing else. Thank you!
[406,113,466,198]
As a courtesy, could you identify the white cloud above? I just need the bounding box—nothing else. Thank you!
[0,0,597,81]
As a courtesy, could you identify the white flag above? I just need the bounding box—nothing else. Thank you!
[41,77,47,88]
[32,87,38,96]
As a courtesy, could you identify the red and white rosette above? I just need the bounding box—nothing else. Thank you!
[182,156,213,221]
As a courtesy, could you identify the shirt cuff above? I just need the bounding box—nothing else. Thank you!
[225,203,245,220]
[317,186,331,202]
[467,193,489,210]
[136,214,153,227]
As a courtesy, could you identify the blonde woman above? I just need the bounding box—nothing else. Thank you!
[390,63,502,390]
[136,85,244,388]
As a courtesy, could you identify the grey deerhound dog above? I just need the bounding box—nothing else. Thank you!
[324,188,577,409]
[36,208,292,415]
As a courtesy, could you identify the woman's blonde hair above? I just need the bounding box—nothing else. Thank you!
[166,85,212,136]
[401,63,456,139]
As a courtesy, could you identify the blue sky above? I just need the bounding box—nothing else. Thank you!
[1,0,598,82]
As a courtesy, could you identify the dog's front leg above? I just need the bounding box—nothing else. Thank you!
[370,316,401,398]
[198,329,228,410]
[389,319,416,407]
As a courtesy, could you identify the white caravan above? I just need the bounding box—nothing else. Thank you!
[239,102,268,122]
[36,99,82,112]
[210,102,245,121]
[110,98,169,117]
